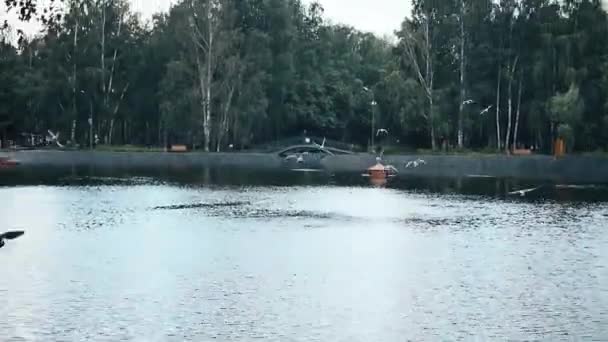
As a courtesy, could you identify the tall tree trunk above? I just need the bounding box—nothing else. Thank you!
[505,56,518,154]
[71,119,76,145]
[195,54,209,152]
[99,0,106,146]
[401,10,435,150]
[108,119,114,145]
[146,121,150,146]
[430,95,436,151]
[505,79,513,154]
[425,16,436,151]
[217,85,235,152]
[107,83,129,145]
[203,1,213,152]
[104,6,124,145]
[232,114,239,149]
[457,0,466,149]
[513,73,523,150]
[158,120,162,147]
[71,11,79,144]
[100,1,106,94]
[496,63,502,150]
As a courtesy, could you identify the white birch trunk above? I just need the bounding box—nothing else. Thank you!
[496,64,502,150]
[457,0,466,149]
[100,1,106,94]
[425,15,436,151]
[203,1,213,152]
[513,73,523,150]
[71,9,79,144]
[505,79,513,153]
[108,83,129,145]
[401,12,435,150]
[505,56,518,154]
[216,85,235,152]
[106,17,124,145]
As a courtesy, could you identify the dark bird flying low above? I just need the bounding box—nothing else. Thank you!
[0,231,25,249]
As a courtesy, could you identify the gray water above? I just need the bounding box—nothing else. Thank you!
[1,169,608,341]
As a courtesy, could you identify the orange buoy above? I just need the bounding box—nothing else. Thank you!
[366,157,398,186]
[368,162,387,180]
[370,176,388,187]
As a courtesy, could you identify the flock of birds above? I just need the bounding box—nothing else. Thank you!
[400,157,546,198]
[0,126,560,251]
[462,99,493,116]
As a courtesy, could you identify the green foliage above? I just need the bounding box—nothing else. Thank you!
[548,84,584,125]
[557,123,574,145]
[2,0,608,152]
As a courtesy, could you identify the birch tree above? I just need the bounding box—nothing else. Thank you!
[504,54,518,153]
[188,0,217,152]
[5,0,608,151]
[216,54,242,151]
[512,71,523,149]
[98,0,133,144]
[495,59,502,150]
[399,9,437,150]
[69,1,80,144]
[457,0,466,149]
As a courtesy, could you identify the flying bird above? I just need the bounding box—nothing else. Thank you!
[376,129,389,136]
[462,99,475,105]
[0,231,25,249]
[405,159,427,169]
[47,130,64,148]
[507,186,541,197]
[480,105,493,116]
[284,154,305,163]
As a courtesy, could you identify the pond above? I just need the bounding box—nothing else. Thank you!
[1,167,607,340]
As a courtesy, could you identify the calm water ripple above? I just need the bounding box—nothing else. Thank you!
[1,173,607,340]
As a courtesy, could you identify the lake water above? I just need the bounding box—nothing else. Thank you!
[1,167,607,341]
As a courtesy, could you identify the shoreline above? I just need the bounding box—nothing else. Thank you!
[3,149,608,184]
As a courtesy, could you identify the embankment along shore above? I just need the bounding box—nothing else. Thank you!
[3,150,608,184]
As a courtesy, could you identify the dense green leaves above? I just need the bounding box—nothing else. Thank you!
[2,0,608,152]
[395,0,608,152]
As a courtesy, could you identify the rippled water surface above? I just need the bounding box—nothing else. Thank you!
[1,168,607,341]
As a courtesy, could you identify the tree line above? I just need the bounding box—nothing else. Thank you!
[1,0,608,153]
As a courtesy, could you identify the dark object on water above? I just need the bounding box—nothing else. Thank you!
[0,231,25,249]
[364,157,398,187]
[153,201,250,211]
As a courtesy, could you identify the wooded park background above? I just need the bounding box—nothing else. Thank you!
[2,0,608,153]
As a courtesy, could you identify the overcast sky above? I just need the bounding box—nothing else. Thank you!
[131,0,411,36]
[2,0,411,38]
[4,0,608,39]
[306,0,411,36]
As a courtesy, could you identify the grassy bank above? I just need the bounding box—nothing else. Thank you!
[91,145,166,153]
[7,144,608,159]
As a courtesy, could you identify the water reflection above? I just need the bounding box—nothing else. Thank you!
[1,168,607,340]
[3,166,608,202]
